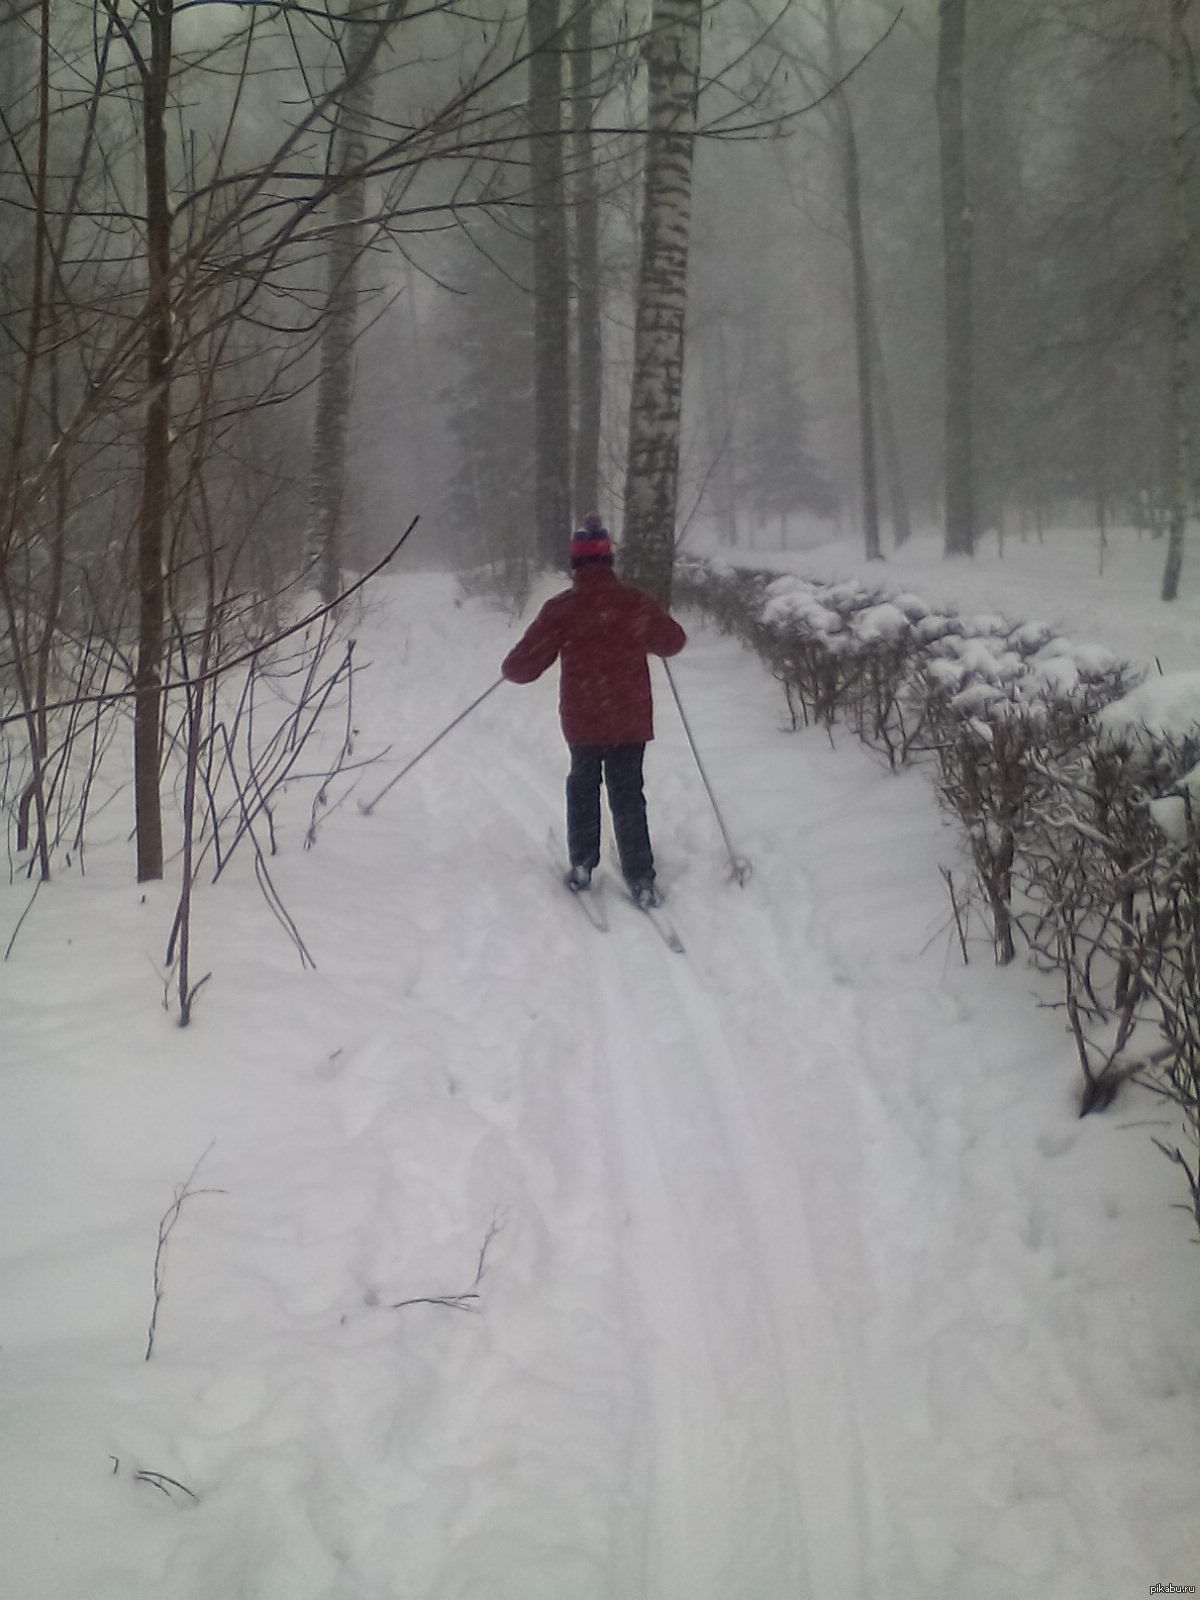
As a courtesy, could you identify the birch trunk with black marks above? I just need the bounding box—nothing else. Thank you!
[621,0,701,606]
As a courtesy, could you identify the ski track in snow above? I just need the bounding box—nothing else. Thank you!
[3,570,1200,1599]
[426,624,874,1596]
[593,906,876,1599]
[429,586,1200,1599]
[335,600,888,1596]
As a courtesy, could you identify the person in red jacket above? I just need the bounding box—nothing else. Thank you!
[501,515,686,908]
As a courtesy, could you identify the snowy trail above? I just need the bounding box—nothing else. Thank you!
[593,915,873,1597]
[340,580,1200,1598]
[597,922,817,1596]
[439,585,1200,1599]
[416,626,879,1592]
[447,619,889,1595]
[4,570,1200,1600]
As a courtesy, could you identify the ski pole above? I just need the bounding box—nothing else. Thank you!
[662,659,751,886]
[359,678,505,815]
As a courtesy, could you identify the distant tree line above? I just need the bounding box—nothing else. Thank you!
[414,0,1200,597]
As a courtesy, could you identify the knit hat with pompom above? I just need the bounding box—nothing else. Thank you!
[570,512,613,567]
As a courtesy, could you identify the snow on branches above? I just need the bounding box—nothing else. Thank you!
[676,556,1200,1234]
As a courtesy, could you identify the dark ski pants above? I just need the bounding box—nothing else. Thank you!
[566,742,655,887]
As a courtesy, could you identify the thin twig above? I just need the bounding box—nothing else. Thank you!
[134,1469,200,1504]
[939,866,970,965]
[3,878,41,961]
[389,1211,505,1312]
[0,518,419,729]
[144,1142,224,1361]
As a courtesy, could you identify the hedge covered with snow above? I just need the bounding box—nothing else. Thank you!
[676,557,1200,1237]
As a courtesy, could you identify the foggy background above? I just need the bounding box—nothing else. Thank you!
[3,0,1186,604]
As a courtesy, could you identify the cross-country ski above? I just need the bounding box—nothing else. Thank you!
[622,886,686,953]
[563,869,609,932]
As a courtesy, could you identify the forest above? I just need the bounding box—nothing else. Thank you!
[1,0,1196,901]
[4,10,1200,1590]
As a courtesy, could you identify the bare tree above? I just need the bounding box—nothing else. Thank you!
[307,1,408,605]
[570,0,603,521]
[937,0,976,557]
[1,1,579,883]
[1162,0,1190,601]
[822,0,882,561]
[622,0,703,605]
[91,0,177,882]
[529,0,572,566]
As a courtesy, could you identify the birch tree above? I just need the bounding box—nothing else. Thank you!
[621,0,702,605]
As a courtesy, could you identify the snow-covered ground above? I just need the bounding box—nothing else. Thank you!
[3,524,1199,1600]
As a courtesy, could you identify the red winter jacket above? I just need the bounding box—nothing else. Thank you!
[501,565,686,745]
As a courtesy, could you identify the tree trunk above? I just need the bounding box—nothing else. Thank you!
[937,0,976,558]
[703,317,739,545]
[1162,0,1189,602]
[307,2,403,603]
[823,0,881,562]
[530,0,572,567]
[868,293,913,547]
[134,0,174,882]
[621,0,702,605]
[570,0,602,521]
[0,0,53,882]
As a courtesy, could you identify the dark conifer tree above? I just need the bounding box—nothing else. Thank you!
[742,348,837,543]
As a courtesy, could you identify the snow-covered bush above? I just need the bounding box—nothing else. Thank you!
[1018,733,1178,1111]
[758,575,859,732]
[674,558,770,642]
[1055,690,1200,1212]
[1,598,362,1022]
[679,565,935,761]
[676,555,1200,1235]
[921,623,1131,965]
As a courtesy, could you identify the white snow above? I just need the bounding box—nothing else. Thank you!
[1099,670,1200,744]
[1026,653,1081,698]
[851,602,909,643]
[3,524,1200,1600]
[1149,776,1200,844]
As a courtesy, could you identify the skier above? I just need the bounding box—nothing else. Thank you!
[500,515,686,909]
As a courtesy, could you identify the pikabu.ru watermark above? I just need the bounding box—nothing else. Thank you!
[1149,1586,1196,1595]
